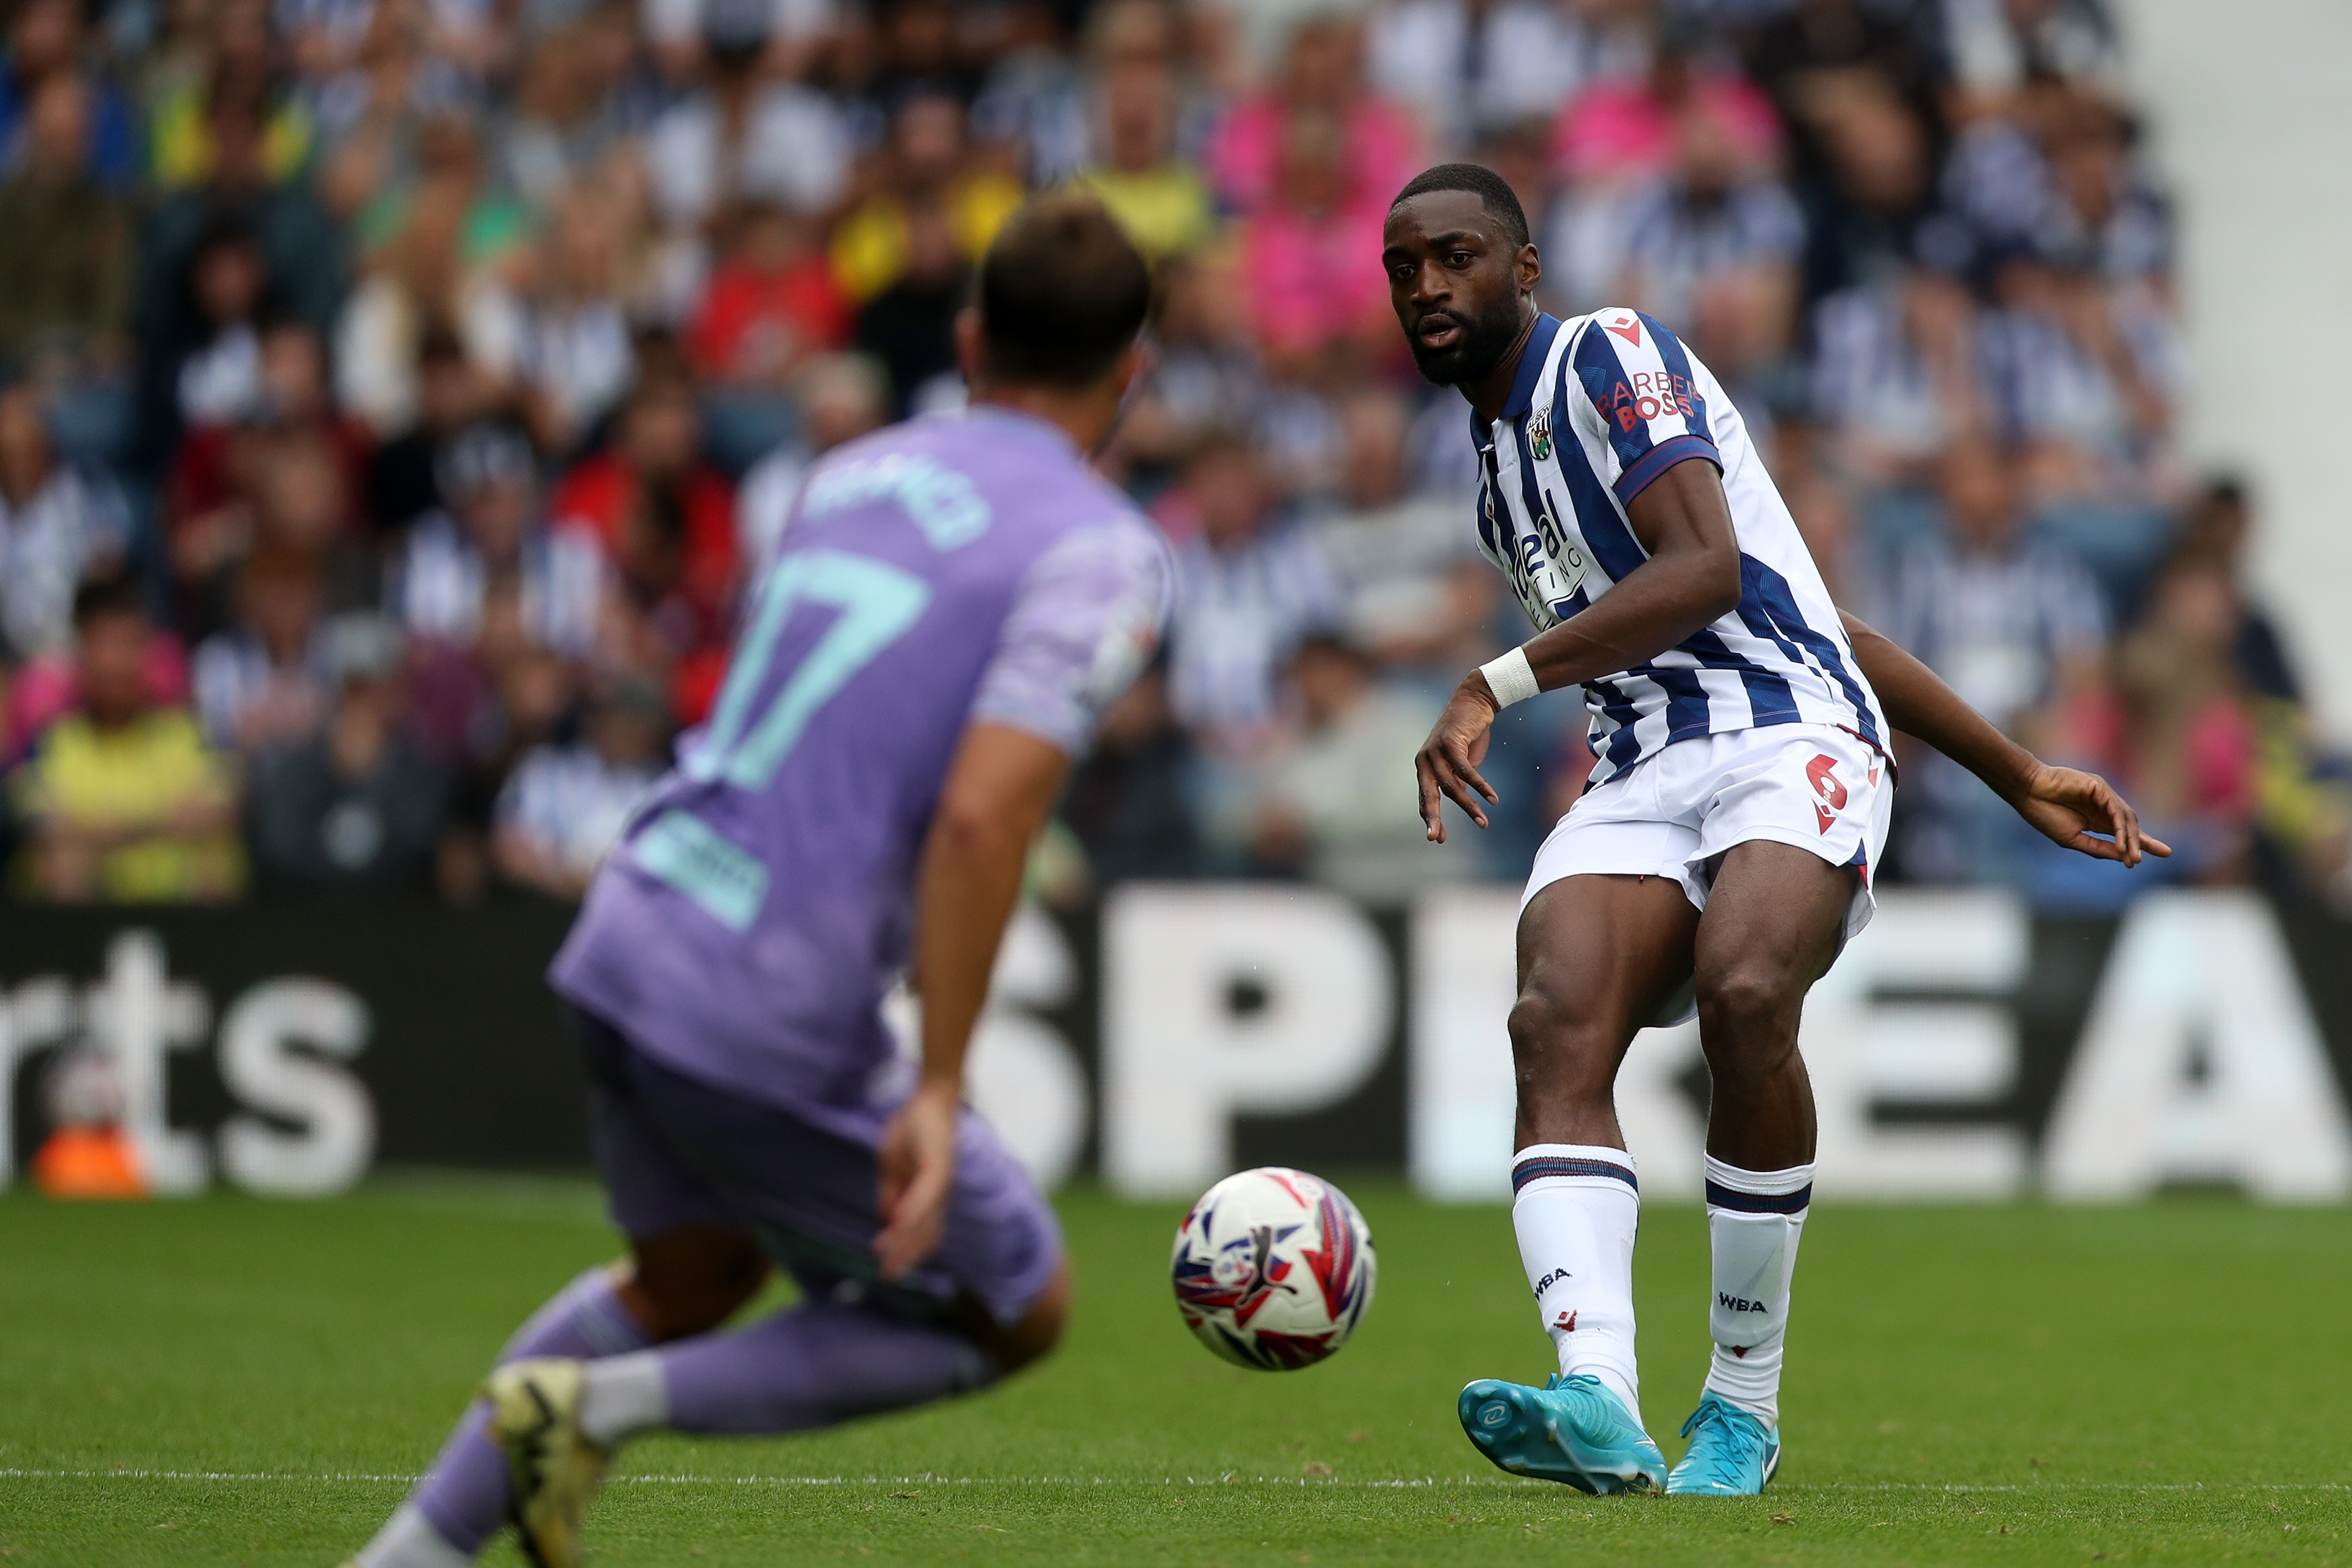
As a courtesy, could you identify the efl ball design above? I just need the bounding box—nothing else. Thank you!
[1170,1167,1376,1371]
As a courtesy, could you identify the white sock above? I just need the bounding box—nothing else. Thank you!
[1509,1143,1641,1416]
[1700,1155,1812,1429]
[579,1350,670,1447]
[352,1502,472,1568]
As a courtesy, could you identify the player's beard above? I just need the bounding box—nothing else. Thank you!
[1405,293,1524,388]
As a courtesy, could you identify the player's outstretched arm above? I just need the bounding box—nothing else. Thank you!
[1838,610,2171,867]
[878,723,1072,1279]
[1418,457,1742,841]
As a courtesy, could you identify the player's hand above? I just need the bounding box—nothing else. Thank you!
[1416,677,1501,843]
[2011,762,2172,867]
[875,1079,959,1280]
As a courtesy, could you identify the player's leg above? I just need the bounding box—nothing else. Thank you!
[1509,869,1701,1403]
[472,1035,1068,1563]
[351,1014,770,1568]
[1670,837,1853,1495]
[1460,865,1697,1494]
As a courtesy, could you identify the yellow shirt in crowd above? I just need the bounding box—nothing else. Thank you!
[1071,163,1218,264]
[11,710,244,902]
[830,173,1027,304]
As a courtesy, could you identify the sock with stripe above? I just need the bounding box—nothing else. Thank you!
[356,1265,650,1565]
[1700,1155,1812,1428]
[1509,1144,1642,1416]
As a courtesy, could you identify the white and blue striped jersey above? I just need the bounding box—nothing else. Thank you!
[1469,308,1888,786]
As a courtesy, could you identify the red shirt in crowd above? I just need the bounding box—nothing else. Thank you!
[686,256,852,386]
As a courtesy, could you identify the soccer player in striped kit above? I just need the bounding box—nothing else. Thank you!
[1381,164,2170,1495]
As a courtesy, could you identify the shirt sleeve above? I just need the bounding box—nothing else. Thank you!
[1566,309,1723,505]
[969,515,1174,757]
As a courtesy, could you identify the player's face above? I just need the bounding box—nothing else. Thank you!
[1382,191,1534,388]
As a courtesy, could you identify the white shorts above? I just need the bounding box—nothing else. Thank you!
[1520,724,1893,1020]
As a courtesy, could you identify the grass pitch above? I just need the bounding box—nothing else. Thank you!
[0,1179,2345,1566]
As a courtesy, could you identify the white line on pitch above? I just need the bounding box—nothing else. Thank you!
[0,1469,2344,1495]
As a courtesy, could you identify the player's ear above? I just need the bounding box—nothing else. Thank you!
[1517,242,1542,297]
[953,306,987,389]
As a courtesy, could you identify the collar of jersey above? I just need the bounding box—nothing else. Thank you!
[957,400,1081,460]
[1499,312,1563,422]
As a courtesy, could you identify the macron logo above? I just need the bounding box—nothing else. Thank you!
[1718,1293,1770,1314]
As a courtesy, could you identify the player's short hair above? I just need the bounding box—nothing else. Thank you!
[1390,162,1531,249]
[978,193,1152,389]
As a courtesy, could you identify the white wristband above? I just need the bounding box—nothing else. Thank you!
[1478,646,1541,709]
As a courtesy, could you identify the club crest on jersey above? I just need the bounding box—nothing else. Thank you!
[1528,409,1554,462]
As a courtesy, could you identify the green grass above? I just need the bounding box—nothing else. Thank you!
[0,1179,2346,1565]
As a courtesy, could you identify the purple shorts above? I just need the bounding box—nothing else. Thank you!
[568,1004,1064,1328]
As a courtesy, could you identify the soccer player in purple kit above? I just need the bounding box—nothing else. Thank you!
[344,196,1168,1568]
[1381,164,2170,1496]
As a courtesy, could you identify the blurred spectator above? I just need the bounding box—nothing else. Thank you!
[1107,250,1263,482]
[245,611,453,895]
[833,90,1021,304]
[1553,17,1777,191]
[168,216,274,429]
[0,74,134,391]
[361,325,489,530]
[335,112,529,436]
[1235,108,1392,375]
[1369,0,1614,153]
[1072,44,1213,263]
[1206,14,1416,219]
[734,351,888,562]
[177,429,376,641]
[689,200,852,469]
[492,674,667,897]
[1809,270,1981,488]
[1056,659,1195,886]
[1875,440,2108,881]
[2170,478,2352,899]
[494,9,639,214]
[1606,97,1803,383]
[2092,553,2257,890]
[1976,248,2175,514]
[642,0,849,236]
[1162,431,1342,755]
[1307,387,1493,670]
[146,0,315,190]
[389,421,604,657]
[472,184,637,454]
[168,319,374,576]
[852,196,968,416]
[0,384,132,663]
[549,364,737,711]
[1214,632,1449,900]
[9,572,243,901]
[0,0,139,187]
[191,546,332,751]
[689,201,850,391]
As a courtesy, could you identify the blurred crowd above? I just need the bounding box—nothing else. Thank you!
[0,0,2344,914]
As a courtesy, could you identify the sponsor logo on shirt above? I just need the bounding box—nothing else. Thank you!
[1599,371,1699,432]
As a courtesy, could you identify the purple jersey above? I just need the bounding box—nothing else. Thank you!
[551,407,1169,1111]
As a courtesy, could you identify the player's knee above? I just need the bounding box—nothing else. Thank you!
[1695,961,1801,1058]
[988,1263,1070,1376]
[1508,989,1615,1090]
[624,1227,769,1340]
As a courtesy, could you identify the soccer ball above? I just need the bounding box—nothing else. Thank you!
[1169,1167,1376,1371]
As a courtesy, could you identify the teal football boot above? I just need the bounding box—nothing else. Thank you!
[1457,1373,1667,1494]
[1664,1391,1780,1495]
